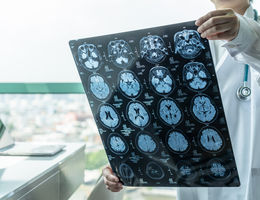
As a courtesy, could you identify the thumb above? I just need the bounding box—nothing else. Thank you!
[102,166,119,182]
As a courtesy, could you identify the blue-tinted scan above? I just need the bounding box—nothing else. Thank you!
[192,95,217,123]
[146,161,165,180]
[78,43,102,71]
[177,161,196,180]
[199,127,224,152]
[149,66,174,95]
[89,74,110,100]
[208,159,230,179]
[108,40,135,68]
[99,104,120,129]
[140,35,168,64]
[167,130,189,153]
[159,98,182,126]
[174,30,205,59]
[136,132,158,154]
[119,163,135,182]
[127,101,150,128]
[118,71,141,98]
[70,20,240,187]
[108,133,128,155]
[183,62,210,91]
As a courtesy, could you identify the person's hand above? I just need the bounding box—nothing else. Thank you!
[102,166,123,192]
[195,8,240,41]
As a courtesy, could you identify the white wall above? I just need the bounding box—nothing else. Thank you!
[0,0,259,83]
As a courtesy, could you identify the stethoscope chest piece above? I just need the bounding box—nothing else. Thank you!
[235,9,258,101]
[237,84,251,101]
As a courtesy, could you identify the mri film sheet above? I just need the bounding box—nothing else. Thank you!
[69,21,240,187]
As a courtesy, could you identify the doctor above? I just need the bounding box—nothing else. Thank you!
[102,0,260,199]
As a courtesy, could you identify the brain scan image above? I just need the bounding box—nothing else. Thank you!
[119,163,134,179]
[70,22,241,187]
[78,43,102,71]
[177,161,196,180]
[136,132,158,154]
[199,127,224,152]
[192,95,217,123]
[167,130,189,153]
[108,133,128,155]
[127,101,150,128]
[208,159,230,179]
[140,35,168,64]
[108,40,135,68]
[89,74,110,100]
[146,161,165,180]
[174,30,205,59]
[183,62,210,91]
[99,104,120,129]
[149,66,174,95]
[180,165,191,176]
[158,98,182,126]
[118,71,141,98]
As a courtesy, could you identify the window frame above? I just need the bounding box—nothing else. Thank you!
[0,83,84,94]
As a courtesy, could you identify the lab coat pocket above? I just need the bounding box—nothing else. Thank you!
[249,168,260,199]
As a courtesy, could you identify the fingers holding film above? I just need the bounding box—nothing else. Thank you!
[206,29,238,40]
[102,166,124,192]
[195,9,233,26]
[200,22,232,38]
[197,16,232,33]
[102,166,119,182]
[104,177,122,187]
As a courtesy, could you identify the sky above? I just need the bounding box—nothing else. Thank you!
[0,0,259,83]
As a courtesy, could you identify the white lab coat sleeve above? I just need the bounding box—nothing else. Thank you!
[222,14,260,73]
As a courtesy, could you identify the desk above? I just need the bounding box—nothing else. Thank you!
[0,143,85,200]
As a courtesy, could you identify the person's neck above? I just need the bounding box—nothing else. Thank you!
[215,2,250,15]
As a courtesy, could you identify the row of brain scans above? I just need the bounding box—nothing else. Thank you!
[88,63,211,101]
[70,22,240,187]
[98,94,217,129]
[117,158,230,183]
[107,126,224,156]
[77,29,205,71]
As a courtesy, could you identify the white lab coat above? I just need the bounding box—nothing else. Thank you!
[177,4,260,200]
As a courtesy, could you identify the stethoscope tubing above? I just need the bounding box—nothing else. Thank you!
[237,9,258,101]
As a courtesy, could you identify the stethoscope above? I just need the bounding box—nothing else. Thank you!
[237,8,258,101]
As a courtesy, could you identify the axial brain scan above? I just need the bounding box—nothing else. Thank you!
[146,161,165,180]
[199,127,223,152]
[177,161,196,179]
[150,66,174,95]
[192,95,217,123]
[108,40,135,68]
[209,159,229,179]
[89,74,110,100]
[140,35,168,64]
[78,43,102,71]
[118,71,141,98]
[174,30,205,59]
[99,104,120,129]
[108,133,128,155]
[136,132,158,154]
[167,130,189,153]
[118,163,135,182]
[180,165,191,176]
[127,102,150,128]
[183,62,210,91]
[159,99,182,126]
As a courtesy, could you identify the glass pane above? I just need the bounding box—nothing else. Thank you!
[0,94,178,199]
